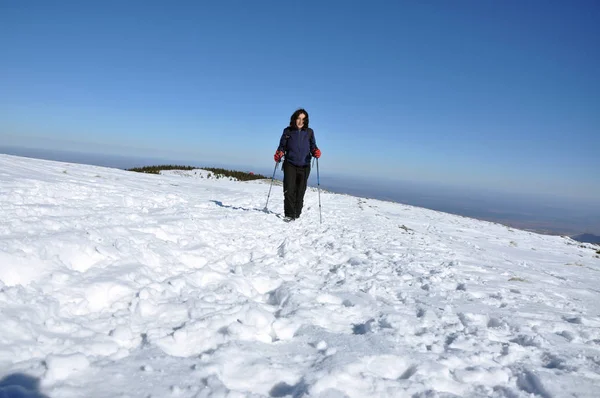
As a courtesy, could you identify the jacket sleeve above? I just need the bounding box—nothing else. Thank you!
[309,128,317,152]
[277,128,288,153]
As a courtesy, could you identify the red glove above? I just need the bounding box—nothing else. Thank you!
[274,151,284,163]
[312,148,321,158]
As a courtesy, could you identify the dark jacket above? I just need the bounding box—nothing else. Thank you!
[277,127,317,167]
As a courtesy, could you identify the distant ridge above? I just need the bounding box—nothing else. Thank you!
[571,233,600,244]
[127,165,267,181]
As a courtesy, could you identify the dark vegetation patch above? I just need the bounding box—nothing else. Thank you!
[128,165,267,181]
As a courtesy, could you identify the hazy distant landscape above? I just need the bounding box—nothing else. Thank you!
[317,175,600,238]
[2,145,599,240]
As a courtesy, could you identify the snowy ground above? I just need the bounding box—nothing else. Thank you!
[1,154,599,398]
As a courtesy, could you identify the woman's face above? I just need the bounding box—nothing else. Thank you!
[296,113,306,129]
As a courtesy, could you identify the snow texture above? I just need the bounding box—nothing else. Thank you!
[1,154,599,397]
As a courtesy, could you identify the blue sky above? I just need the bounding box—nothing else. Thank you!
[1,0,598,203]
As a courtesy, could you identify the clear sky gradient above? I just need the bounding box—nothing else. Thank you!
[1,1,598,203]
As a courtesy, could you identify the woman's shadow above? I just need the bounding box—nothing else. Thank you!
[0,373,49,398]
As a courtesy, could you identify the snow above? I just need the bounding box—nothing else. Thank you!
[1,153,599,398]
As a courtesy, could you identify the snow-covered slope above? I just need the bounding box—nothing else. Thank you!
[1,154,599,398]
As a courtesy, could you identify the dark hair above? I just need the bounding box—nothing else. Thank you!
[289,108,309,130]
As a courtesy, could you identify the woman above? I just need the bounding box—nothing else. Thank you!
[273,108,321,220]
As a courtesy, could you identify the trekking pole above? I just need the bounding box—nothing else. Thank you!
[316,158,322,224]
[263,162,279,212]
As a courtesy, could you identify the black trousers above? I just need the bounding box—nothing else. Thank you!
[283,161,311,218]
